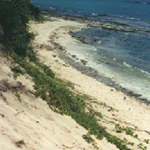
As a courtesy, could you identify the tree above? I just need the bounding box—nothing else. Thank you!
[0,0,40,55]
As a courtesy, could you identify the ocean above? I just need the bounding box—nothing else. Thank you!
[31,0,150,102]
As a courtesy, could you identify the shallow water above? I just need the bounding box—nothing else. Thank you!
[58,31,150,101]
[32,0,150,20]
[31,0,150,101]
[73,28,150,75]
[32,0,150,29]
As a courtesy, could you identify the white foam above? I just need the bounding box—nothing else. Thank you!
[137,68,150,76]
[49,7,55,10]
[124,63,150,76]
[92,13,97,16]
[123,62,132,68]
[97,41,102,44]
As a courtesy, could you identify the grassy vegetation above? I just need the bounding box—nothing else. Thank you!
[10,50,132,150]
[11,65,26,79]
[82,134,94,144]
[138,143,147,150]
[115,124,138,137]
[82,134,98,149]
[1,1,146,150]
[15,92,21,102]
[144,139,149,144]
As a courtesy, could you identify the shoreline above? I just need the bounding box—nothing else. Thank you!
[58,45,150,105]
[41,11,150,104]
[29,13,150,149]
[2,2,150,150]
[42,10,150,33]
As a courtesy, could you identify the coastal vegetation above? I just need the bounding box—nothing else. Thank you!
[0,0,43,56]
[0,1,148,150]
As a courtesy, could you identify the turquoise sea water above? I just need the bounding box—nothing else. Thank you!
[31,0,150,101]
[32,0,150,30]
[32,0,150,21]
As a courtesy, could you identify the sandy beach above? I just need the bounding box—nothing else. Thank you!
[0,14,150,150]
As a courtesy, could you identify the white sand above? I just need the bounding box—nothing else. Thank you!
[0,16,150,150]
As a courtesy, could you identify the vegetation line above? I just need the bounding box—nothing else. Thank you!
[0,1,137,150]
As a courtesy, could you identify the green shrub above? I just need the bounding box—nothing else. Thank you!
[138,143,147,150]
[12,52,132,150]
[144,139,149,144]
[115,124,134,136]
[42,65,55,78]
[11,66,25,75]
[4,1,133,148]
[15,92,21,101]
[125,128,134,136]
[0,0,43,56]
[82,134,94,143]
[11,65,26,79]
[115,124,124,133]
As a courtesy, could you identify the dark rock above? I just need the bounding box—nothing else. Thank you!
[80,59,88,66]
[0,92,7,101]
[128,91,142,97]
[15,140,26,148]
[39,44,45,49]
[52,55,57,57]
[0,114,4,117]
[0,84,7,92]
[0,79,24,92]
[71,55,76,58]
[11,81,23,89]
